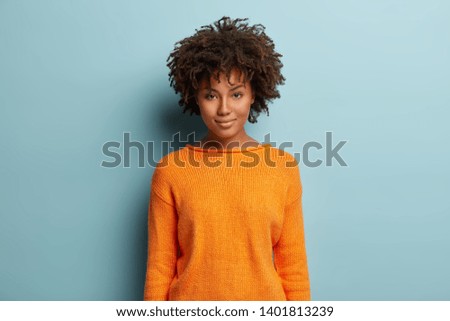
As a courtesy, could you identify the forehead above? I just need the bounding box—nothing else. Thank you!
[199,69,249,88]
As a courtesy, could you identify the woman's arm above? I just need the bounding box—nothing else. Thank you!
[273,164,311,300]
[143,168,178,301]
[273,194,310,300]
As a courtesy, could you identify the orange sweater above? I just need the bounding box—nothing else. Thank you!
[144,143,310,301]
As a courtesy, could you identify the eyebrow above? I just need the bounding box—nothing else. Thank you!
[201,84,245,92]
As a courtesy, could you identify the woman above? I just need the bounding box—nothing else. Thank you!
[144,16,310,301]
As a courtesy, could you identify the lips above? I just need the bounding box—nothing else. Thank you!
[215,119,236,124]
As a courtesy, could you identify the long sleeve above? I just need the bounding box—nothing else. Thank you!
[273,164,311,300]
[143,170,178,300]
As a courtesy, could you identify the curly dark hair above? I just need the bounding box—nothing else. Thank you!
[166,16,285,123]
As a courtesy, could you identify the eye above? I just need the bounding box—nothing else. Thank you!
[205,93,216,100]
[232,92,243,99]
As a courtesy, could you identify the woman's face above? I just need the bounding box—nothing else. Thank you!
[195,68,255,148]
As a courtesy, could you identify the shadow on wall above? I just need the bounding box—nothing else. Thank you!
[149,91,206,152]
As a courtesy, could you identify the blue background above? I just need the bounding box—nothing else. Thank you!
[1,0,449,300]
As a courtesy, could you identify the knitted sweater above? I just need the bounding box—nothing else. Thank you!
[143,143,310,301]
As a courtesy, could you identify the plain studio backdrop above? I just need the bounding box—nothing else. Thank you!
[0,0,449,300]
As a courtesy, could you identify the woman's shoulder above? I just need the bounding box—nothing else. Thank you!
[154,148,186,170]
[265,145,300,168]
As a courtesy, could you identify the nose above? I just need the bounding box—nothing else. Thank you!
[217,97,231,116]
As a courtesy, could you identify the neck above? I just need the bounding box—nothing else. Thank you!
[199,132,259,150]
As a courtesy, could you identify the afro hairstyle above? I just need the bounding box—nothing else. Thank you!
[166,16,285,123]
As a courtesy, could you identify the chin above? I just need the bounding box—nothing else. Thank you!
[212,133,237,140]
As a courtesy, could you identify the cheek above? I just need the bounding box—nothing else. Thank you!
[198,104,216,122]
[237,100,252,117]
